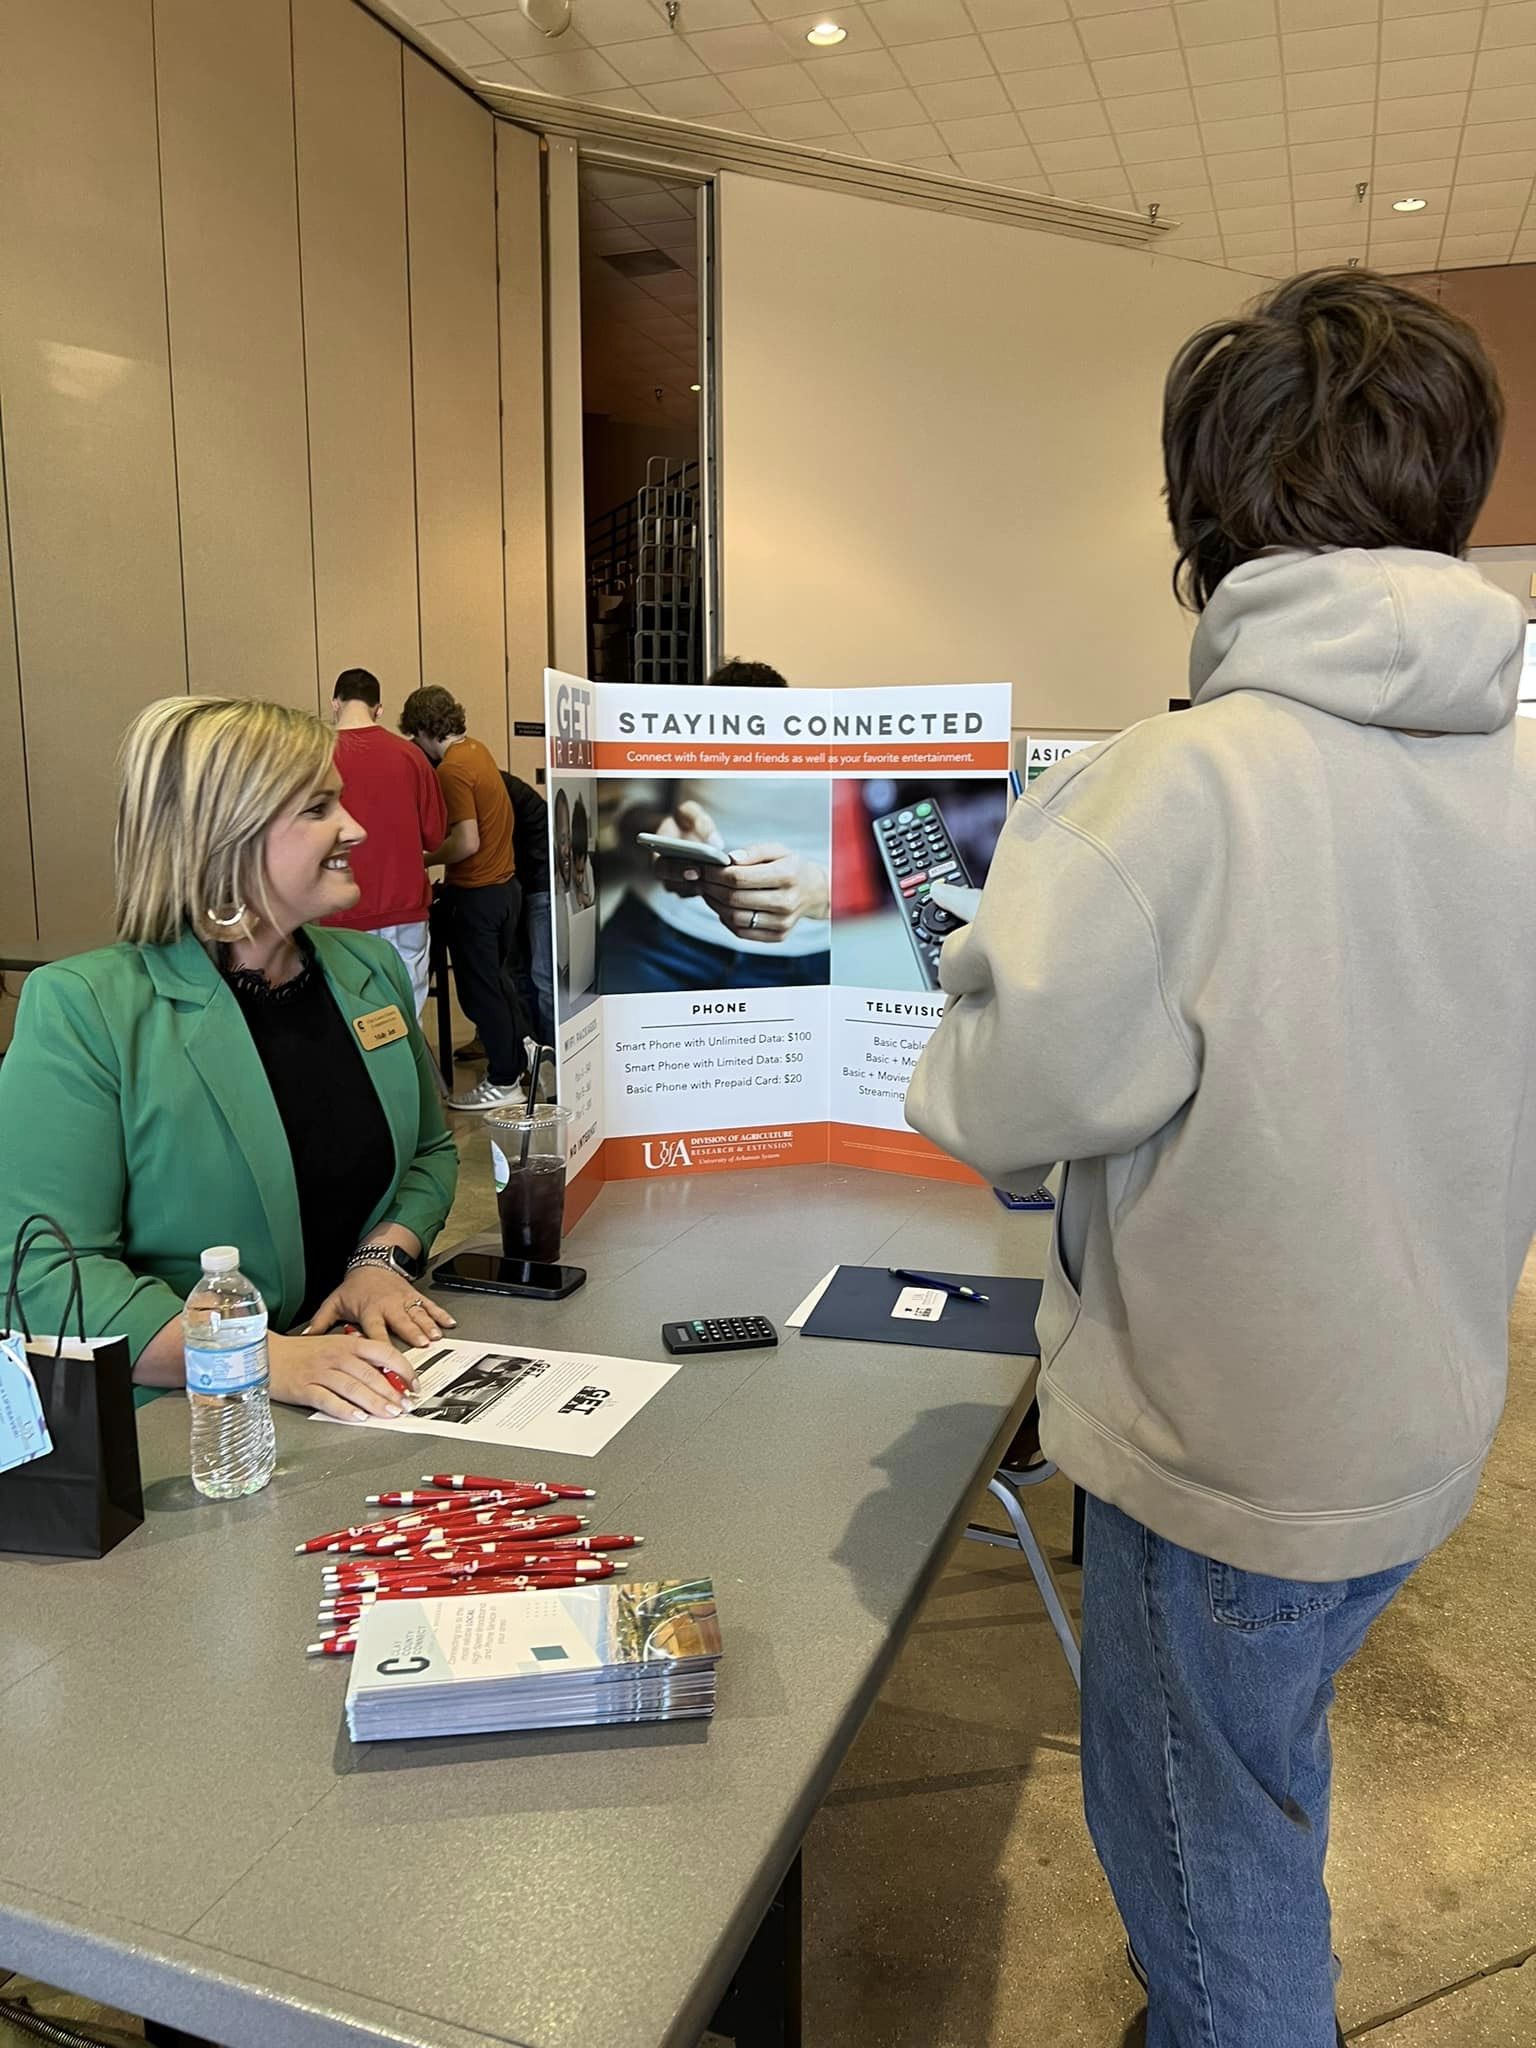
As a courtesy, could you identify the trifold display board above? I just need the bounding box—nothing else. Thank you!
[544,671,1012,1223]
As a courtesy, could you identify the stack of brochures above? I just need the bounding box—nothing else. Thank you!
[344,1578,722,1742]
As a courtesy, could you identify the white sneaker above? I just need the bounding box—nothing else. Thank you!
[448,1076,527,1113]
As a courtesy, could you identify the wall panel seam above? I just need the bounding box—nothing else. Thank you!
[0,392,39,939]
[148,0,192,698]
[289,0,323,711]
[400,44,424,701]
[492,125,511,764]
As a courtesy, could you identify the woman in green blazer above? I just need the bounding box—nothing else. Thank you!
[0,697,459,1419]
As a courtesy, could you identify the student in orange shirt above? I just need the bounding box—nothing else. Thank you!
[399,686,529,1113]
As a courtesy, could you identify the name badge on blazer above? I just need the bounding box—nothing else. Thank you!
[354,1005,408,1051]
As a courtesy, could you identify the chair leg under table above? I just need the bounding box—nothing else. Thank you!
[965,1467,1081,1688]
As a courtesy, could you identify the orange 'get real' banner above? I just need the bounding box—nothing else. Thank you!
[591,743,1011,774]
[603,1123,832,1181]
[827,1123,984,1185]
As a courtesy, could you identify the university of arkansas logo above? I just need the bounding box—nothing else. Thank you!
[642,1137,694,1171]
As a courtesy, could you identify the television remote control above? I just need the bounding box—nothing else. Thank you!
[662,1315,778,1355]
[871,799,974,989]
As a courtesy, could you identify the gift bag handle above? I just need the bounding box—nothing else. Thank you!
[4,1213,87,1352]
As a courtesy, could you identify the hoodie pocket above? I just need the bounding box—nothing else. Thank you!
[1206,1560,1347,1632]
[1038,1173,1083,1366]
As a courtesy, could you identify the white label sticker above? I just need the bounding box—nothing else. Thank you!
[184,1336,268,1396]
[491,1140,509,1192]
[0,1332,53,1474]
[891,1286,946,1323]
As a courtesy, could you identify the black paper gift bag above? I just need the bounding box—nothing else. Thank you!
[0,1213,144,1559]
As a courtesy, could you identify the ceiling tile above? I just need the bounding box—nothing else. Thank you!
[1279,20,1375,67]
[462,8,590,59]
[1290,164,1358,197]
[1117,119,1203,154]
[1370,238,1443,266]
[1377,91,1471,133]
[752,96,851,132]
[1035,130,1123,164]
[1285,99,1372,139]
[1020,96,1113,135]
[894,34,995,78]
[1276,0,1372,25]
[1295,217,1363,246]
[1292,190,1364,220]
[585,224,655,254]
[1514,228,1536,255]
[640,71,741,110]
[1132,178,1214,206]
[1482,1,1536,48]
[862,119,950,155]
[939,109,1030,144]
[583,82,660,106]
[518,45,627,88]
[554,0,665,37]
[917,71,1012,113]
[1288,135,1367,170]
[1475,46,1536,89]
[1161,210,1221,233]
[1218,198,1292,228]
[1077,6,1180,54]
[1069,0,1169,16]
[1380,53,1474,98]
[965,0,1072,24]
[1461,150,1536,181]
[1104,84,1197,125]
[1374,124,1459,162]
[864,0,975,38]
[901,150,964,169]
[1000,60,1100,102]
[1445,205,1527,232]
[1184,35,1280,80]
[719,60,824,100]
[1092,48,1190,91]
[1176,0,1277,46]
[685,24,788,67]
[477,58,538,87]
[1124,152,1209,181]
[606,35,710,79]
[1047,165,1135,193]
[1381,0,1478,15]
[1296,237,1368,259]
[1223,225,1295,251]
[771,7,887,57]
[984,20,1087,63]
[1451,175,1534,208]
[1283,62,1376,106]
[799,46,906,88]
[1472,83,1536,123]
[710,106,765,130]
[422,16,510,63]
[1209,168,1290,198]
[1462,118,1536,152]
[1438,230,1519,260]
[1195,75,1283,118]
[1201,109,1286,147]
[951,141,1047,174]
[1380,11,1480,57]
[836,83,929,121]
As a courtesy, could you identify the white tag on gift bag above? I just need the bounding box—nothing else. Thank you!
[891,1286,946,1323]
[0,1331,53,1475]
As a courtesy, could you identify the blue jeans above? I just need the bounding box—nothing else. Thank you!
[515,890,554,1046]
[1082,1495,1418,2048]
[598,890,831,995]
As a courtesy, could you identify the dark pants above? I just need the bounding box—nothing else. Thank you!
[438,879,528,1083]
[598,890,831,994]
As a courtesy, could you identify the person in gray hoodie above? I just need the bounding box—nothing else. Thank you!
[906,269,1533,2048]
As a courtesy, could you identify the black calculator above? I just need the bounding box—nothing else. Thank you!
[662,1315,778,1355]
[871,799,974,988]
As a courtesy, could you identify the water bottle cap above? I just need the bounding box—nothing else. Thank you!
[200,1245,240,1274]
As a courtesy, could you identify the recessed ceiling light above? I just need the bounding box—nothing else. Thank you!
[806,19,847,43]
[1392,196,1428,212]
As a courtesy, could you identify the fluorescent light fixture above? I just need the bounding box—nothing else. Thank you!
[1392,196,1427,212]
[806,19,847,43]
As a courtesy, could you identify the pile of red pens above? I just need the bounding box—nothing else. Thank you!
[297,1472,642,1658]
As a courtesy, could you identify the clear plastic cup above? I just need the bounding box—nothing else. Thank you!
[486,1106,571,1264]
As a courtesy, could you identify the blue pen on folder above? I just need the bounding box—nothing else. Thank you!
[888,1268,990,1304]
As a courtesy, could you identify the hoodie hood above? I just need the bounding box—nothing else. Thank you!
[1190,548,1526,735]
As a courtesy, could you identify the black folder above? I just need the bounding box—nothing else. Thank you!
[802,1266,1041,1356]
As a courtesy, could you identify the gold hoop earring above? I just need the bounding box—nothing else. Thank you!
[205,903,249,931]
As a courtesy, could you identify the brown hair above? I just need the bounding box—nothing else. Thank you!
[398,685,466,742]
[1163,268,1504,612]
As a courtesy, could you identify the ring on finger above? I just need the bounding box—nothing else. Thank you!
[748,909,759,931]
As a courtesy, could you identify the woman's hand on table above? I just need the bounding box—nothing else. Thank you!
[700,846,830,943]
[267,1331,418,1420]
[306,1264,456,1350]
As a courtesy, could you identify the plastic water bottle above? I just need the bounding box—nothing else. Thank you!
[183,1246,276,1499]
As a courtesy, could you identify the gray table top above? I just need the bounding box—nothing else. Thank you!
[0,1167,1048,2048]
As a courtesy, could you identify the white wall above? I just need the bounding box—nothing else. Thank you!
[717,175,1252,730]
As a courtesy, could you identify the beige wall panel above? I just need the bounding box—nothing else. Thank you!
[293,0,419,707]
[496,123,549,786]
[718,176,1251,731]
[0,429,36,943]
[155,0,316,708]
[404,55,506,759]
[0,0,185,948]
[545,139,587,681]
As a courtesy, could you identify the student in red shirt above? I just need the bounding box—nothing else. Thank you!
[322,669,446,1014]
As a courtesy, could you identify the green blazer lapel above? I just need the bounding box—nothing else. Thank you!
[158,932,307,1316]
[312,931,416,1226]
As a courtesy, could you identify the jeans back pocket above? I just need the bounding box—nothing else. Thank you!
[1206,1559,1349,1632]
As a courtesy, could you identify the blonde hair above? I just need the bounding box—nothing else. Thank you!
[114,697,336,947]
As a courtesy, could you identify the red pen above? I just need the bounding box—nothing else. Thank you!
[305,1636,356,1657]
[320,1564,615,1621]
[326,1549,615,1582]
[321,1552,611,1587]
[381,1368,413,1397]
[423,1472,596,1500]
[317,1514,586,1556]
[293,1504,548,1553]
[355,1495,557,1536]
[364,1489,501,1509]
[328,1549,598,1585]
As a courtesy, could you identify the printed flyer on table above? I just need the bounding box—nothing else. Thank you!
[543,671,1013,1215]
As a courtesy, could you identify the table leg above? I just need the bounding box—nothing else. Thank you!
[706,1851,802,2047]
[430,917,454,1083]
[1071,1484,1086,1567]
